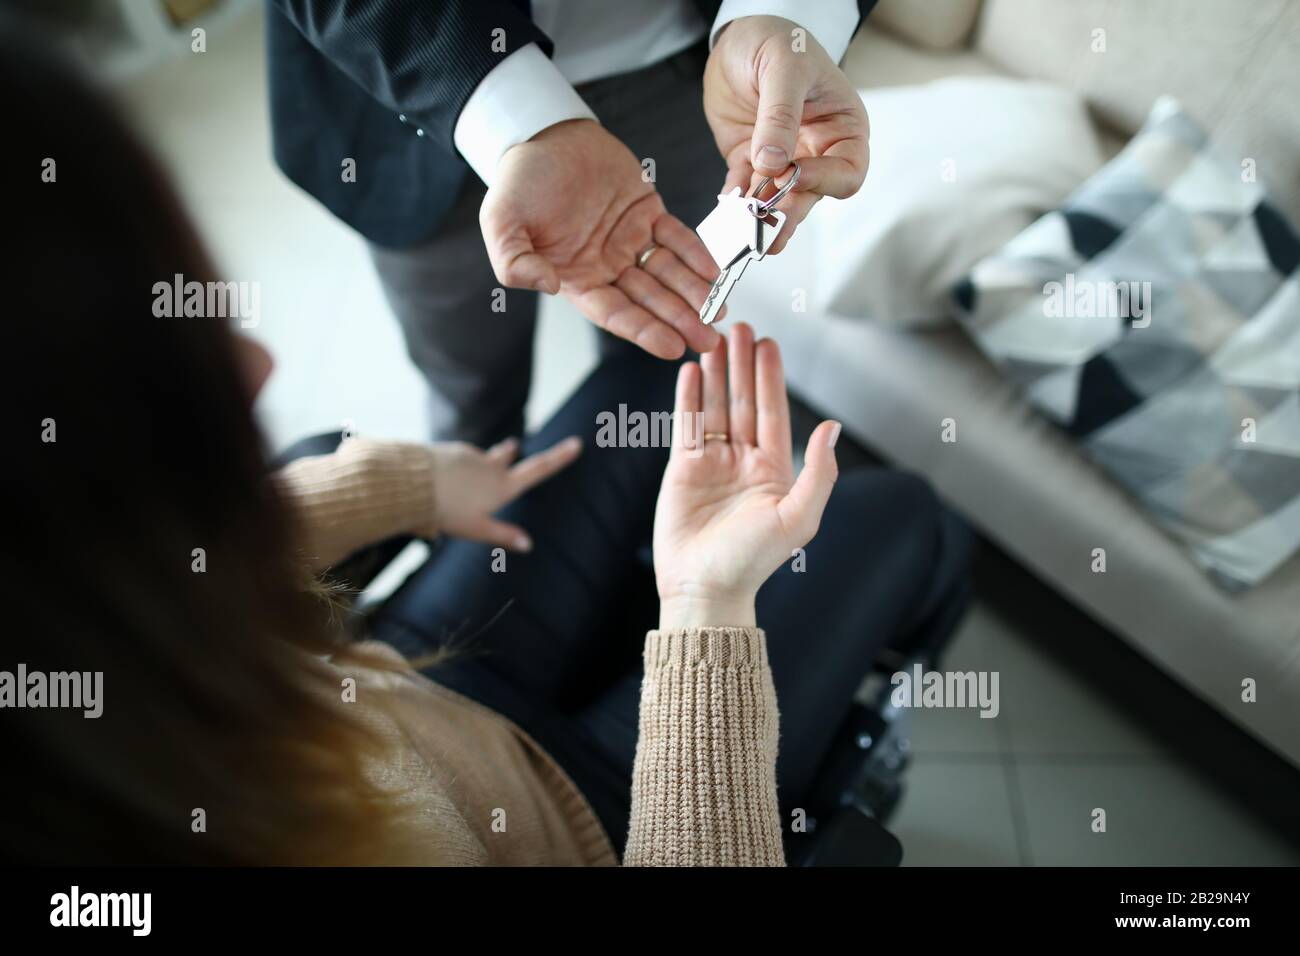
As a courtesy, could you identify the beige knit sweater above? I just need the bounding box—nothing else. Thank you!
[275,438,785,866]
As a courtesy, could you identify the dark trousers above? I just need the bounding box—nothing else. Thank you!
[287,353,973,857]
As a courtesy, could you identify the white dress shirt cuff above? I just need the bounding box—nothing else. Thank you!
[452,43,598,186]
[710,0,860,64]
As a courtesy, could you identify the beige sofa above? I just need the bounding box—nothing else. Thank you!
[733,0,1300,765]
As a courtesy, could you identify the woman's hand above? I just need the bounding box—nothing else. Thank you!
[426,435,582,552]
[652,323,840,629]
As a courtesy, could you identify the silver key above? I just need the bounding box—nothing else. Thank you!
[699,254,752,325]
[695,167,797,325]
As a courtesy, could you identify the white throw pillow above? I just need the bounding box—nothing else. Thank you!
[814,76,1103,328]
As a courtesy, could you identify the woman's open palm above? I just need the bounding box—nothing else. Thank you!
[653,323,841,617]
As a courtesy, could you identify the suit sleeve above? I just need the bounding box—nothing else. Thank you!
[270,0,554,152]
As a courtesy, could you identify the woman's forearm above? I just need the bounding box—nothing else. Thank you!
[272,438,437,572]
[623,626,785,866]
[658,593,757,630]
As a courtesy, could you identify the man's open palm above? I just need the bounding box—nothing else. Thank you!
[482,119,722,359]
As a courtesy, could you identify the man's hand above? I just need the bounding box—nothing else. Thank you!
[481,119,722,359]
[704,15,869,255]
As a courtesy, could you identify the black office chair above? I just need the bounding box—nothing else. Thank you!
[783,651,933,866]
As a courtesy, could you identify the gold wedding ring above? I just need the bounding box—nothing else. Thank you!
[636,243,659,269]
[703,432,729,442]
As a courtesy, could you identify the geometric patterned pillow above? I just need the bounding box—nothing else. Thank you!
[953,97,1300,591]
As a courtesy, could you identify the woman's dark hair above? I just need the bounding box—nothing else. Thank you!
[1,26,413,863]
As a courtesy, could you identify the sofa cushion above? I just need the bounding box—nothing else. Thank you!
[813,76,1101,328]
[953,97,1300,592]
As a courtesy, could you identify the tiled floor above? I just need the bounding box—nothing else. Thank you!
[894,602,1298,865]
[110,8,1296,867]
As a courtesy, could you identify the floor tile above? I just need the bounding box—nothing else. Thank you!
[980,603,1172,758]
[901,601,1002,756]
[891,761,1023,866]
[1015,761,1300,866]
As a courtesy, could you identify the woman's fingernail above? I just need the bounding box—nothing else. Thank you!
[756,145,789,170]
[828,422,842,449]
[516,534,533,552]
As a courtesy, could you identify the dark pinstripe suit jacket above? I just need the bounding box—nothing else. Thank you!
[267,0,874,248]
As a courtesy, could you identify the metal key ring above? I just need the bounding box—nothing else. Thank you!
[749,161,801,214]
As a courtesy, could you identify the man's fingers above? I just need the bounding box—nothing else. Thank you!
[638,249,722,352]
[480,214,560,294]
[616,266,695,328]
[616,266,719,354]
[723,160,755,197]
[468,517,534,554]
[777,419,841,544]
[641,243,715,300]
[502,251,560,295]
[759,191,819,256]
[507,435,582,497]
[727,322,757,446]
[754,336,791,459]
[654,214,720,286]
[651,216,730,343]
[793,148,869,201]
[752,62,811,175]
[571,284,685,359]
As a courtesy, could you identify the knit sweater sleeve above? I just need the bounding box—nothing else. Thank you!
[272,438,439,572]
[623,626,785,866]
